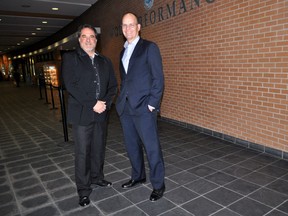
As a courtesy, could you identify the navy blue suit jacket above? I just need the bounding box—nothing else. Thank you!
[116,38,164,116]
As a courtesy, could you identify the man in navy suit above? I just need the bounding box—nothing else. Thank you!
[62,24,117,207]
[116,12,165,202]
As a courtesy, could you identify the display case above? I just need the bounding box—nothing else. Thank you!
[43,64,58,86]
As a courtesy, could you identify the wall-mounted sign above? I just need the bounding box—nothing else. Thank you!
[144,0,154,10]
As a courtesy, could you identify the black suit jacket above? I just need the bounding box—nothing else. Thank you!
[62,47,117,125]
[116,38,164,116]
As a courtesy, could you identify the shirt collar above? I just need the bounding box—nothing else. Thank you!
[124,36,140,49]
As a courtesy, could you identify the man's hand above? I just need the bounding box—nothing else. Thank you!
[93,101,106,114]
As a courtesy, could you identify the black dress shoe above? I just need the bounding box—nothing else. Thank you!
[121,178,146,189]
[95,179,112,187]
[150,185,165,202]
[79,196,90,207]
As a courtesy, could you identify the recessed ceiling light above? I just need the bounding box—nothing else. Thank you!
[25,38,29,40]
[42,21,48,24]
[52,7,59,11]
[32,32,36,35]
[36,28,41,31]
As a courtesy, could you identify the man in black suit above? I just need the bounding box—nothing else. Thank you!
[62,24,117,207]
[116,12,165,202]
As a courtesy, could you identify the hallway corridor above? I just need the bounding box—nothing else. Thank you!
[0,82,287,216]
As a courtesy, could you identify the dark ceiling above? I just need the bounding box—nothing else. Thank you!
[0,0,99,55]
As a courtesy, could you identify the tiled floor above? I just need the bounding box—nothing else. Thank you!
[0,81,288,216]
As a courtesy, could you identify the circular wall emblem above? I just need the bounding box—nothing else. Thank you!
[144,0,154,10]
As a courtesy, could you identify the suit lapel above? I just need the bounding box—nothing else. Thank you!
[126,39,143,74]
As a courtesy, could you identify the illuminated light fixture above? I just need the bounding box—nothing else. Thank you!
[62,38,68,43]
[52,7,59,11]
[21,41,24,43]
[42,21,48,24]
[36,28,41,31]
[32,32,36,35]
[25,38,29,40]
[17,43,21,46]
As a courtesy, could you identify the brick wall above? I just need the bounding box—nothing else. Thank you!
[86,0,287,152]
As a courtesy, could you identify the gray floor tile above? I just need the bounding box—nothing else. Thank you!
[168,171,199,185]
[182,196,222,216]
[242,171,276,186]
[97,195,133,215]
[278,201,288,214]
[158,207,193,216]
[110,206,146,216]
[267,179,288,196]
[23,205,61,216]
[265,209,288,216]
[20,194,51,211]
[122,186,151,204]
[67,205,104,216]
[185,178,219,194]
[1,83,288,215]
[225,179,260,196]
[204,187,243,206]
[165,186,198,205]
[187,164,217,177]
[204,171,237,186]
[211,208,240,216]
[228,197,272,216]
[137,198,176,216]
[248,188,288,207]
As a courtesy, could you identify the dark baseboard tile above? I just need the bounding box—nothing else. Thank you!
[235,138,249,148]
[249,142,264,153]
[202,128,213,136]
[265,146,283,158]
[159,117,287,160]
[283,151,288,160]
[223,134,236,144]
[213,131,223,139]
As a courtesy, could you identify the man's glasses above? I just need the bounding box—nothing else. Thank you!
[121,24,137,29]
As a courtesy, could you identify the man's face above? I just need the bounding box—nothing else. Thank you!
[122,13,141,43]
[79,27,97,53]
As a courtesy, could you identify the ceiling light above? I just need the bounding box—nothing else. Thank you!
[32,33,36,35]
[36,28,41,31]
[42,21,48,24]
[52,8,59,11]
[25,38,29,40]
